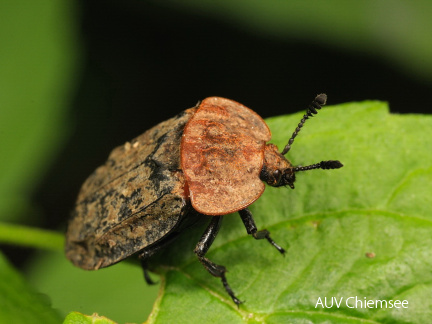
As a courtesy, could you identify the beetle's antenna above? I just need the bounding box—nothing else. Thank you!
[294,160,343,172]
[281,93,327,155]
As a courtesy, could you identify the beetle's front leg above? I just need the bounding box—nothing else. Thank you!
[239,208,286,255]
[194,215,242,305]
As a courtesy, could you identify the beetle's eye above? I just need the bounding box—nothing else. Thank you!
[272,169,282,185]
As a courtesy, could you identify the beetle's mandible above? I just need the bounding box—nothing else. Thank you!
[65,94,343,305]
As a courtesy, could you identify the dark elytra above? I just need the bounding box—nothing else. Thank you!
[65,95,343,305]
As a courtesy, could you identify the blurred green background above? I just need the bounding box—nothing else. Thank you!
[1,0,432,323]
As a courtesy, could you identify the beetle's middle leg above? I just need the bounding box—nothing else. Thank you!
[239,207,286,255]
[195,215,242,305]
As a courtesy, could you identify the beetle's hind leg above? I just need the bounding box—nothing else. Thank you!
[138,249,160,285]
[139,259,158,285]
[138,232,180,285]
[239,208,286,255]
[195,216,243,305]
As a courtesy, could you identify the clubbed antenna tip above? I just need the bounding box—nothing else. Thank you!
[321,160,343,169]
[310,93,327,114]
[294,160,343,172]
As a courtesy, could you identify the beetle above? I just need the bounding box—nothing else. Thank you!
[65,94,343,305]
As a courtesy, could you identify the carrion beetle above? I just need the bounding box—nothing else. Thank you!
[65,94,343,305]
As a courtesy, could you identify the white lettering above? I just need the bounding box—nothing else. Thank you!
[355,296,364,308]
[334,297,343,308]
[375,300,388,308]
[324,297,333,308]
[318,296,409,309]
[315,297,324,308]
[346,297,355,308]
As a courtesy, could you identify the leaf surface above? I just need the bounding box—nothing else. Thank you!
[38,101,430,323]
[63,312,117,324]
[0,253,61,324]
[146,101,432,323]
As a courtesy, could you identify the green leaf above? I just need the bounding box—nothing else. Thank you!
[31,101,428,323]
[28,251,159,324]
[0,222,64,251]
[0,252,61,323]
[144,101,432,323]
[63,312,117,324]
[0,0,78,223]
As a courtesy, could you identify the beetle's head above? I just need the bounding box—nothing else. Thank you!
[260,144,296,188]
[260,143,343,189]
[260,94,343,189]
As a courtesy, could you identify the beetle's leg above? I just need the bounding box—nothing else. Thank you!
[139,249,160,285]
[195,216,243,305]
[239,208,286,255]
[138,232,180,285]
[139,259,157,285]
